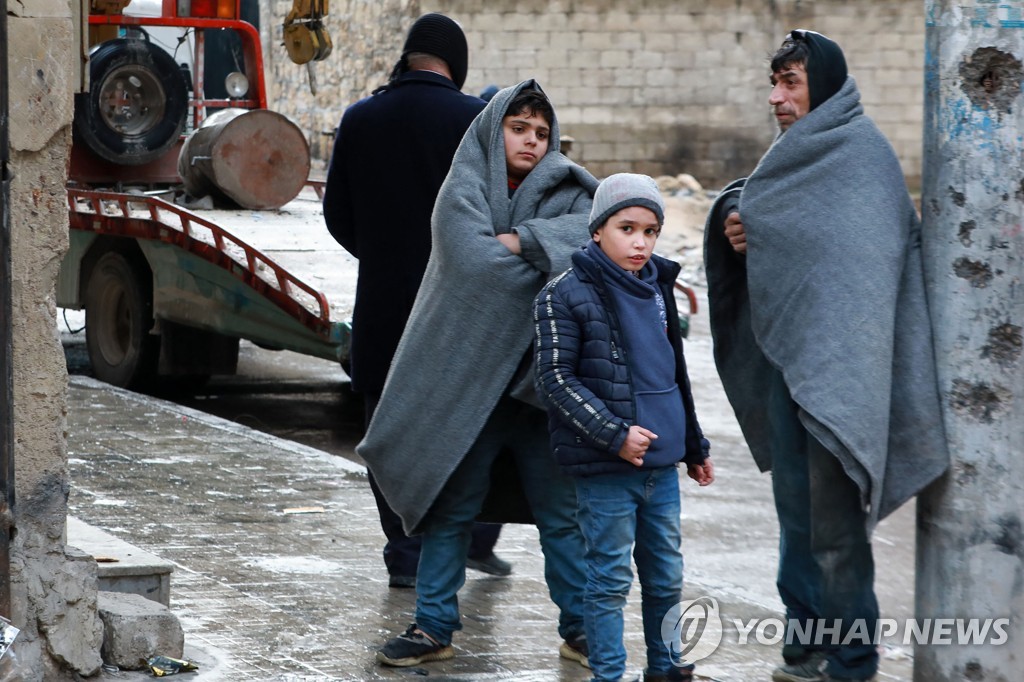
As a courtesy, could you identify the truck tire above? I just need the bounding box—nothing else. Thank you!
[85,251,159,389]
[74,38,189,166]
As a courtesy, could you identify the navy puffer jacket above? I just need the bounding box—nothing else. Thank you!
[534,248,710,477]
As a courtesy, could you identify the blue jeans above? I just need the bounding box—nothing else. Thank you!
[576,466,684,682]
[414,397,586,645]
[769,369,879,680]
[363,392,502,577]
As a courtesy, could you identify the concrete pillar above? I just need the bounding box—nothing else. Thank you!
[916,2,1023,680]
[5,4,104,679]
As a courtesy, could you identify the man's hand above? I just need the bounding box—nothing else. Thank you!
[686,458,715,486]
[618,425,658,467]
[724,211,746,254]
[496,232,521,255]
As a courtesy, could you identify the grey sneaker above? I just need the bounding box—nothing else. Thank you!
[772,651,827,682]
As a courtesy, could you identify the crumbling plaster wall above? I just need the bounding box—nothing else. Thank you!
[263,0,923,189]
[5,1,104,678]
[261,0,419,165]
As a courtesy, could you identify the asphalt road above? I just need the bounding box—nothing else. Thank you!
[63,334,367,464]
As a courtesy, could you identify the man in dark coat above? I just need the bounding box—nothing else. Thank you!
[323,12,509,589]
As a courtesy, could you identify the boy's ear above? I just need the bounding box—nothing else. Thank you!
[592,227,603,242]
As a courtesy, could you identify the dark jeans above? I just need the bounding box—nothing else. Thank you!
[364,393,502,578]
[768,369,879,680]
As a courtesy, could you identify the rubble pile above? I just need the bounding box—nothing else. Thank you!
[654,174,713,287]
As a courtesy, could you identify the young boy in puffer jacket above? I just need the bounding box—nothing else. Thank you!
[533,173,714,682]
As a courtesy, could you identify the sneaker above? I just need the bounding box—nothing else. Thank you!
[825,676,877,681]
[773,651,827,682]
[466,552,513,576]
[559,633,591,669]
[376,624,454,667]
[387,574,416,589]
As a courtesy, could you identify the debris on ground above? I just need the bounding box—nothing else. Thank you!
[147,655,198,676]
[656,177,713,287]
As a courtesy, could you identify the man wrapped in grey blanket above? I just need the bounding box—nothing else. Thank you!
[704,31,949,682]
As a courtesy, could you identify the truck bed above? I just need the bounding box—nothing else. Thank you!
[59,186,356,367]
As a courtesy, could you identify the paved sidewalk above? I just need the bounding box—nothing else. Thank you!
[66,297,917,681]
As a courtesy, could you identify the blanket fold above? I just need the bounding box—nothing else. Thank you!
[704,77,949,528]
[358,79,598,534]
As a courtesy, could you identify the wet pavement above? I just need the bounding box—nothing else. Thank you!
[66,291,918,681]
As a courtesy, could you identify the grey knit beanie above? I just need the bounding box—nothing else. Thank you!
[588,173,665,234]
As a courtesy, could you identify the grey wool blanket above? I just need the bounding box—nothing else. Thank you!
[357,80,598,534]
[704,77,949,529]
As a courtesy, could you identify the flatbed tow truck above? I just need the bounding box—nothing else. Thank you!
[60,185,352,388]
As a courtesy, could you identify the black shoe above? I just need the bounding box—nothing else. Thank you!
[376,624,454,667]
[644,665,695,681]
[559,633,590,669]
[388,574,416,588]
[466,552,513,576]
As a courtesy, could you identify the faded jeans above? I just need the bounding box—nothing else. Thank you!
[414,397,586,645]
[363,392,502,578]
[576,466,684,682]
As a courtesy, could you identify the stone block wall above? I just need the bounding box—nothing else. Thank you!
[260,0,418,165]
[262,0,924,189]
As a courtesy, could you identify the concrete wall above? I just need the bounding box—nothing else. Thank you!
[264,0,924,189]
[261,0,418,165]
[5,1,104,678]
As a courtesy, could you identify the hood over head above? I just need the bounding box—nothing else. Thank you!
[786,29,848,111]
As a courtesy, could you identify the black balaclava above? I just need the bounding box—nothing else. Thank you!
[788,29,848,111]
[387,13,469,90]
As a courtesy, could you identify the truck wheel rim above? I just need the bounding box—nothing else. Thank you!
[95,277,133,366]
[97,65,168,138]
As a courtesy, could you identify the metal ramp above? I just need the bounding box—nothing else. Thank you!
[65,187,349,364]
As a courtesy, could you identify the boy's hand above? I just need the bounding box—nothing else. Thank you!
[496,232,521,255]
[686,458,715,486]
[618,425,657,467]
[724,212,746,254]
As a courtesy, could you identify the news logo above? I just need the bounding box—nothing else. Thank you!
[661,596,724,665]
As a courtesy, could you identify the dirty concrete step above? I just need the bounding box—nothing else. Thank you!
[67,516,174,607]
[99,591,184,671]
